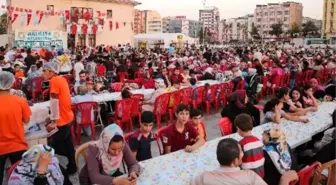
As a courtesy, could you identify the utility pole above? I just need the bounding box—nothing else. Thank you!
[7,0,12,48]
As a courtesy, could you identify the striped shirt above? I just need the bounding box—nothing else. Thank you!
[239,136,265,177]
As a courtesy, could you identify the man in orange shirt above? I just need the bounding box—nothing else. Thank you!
[42,62,76,174]
[0,71,31,185]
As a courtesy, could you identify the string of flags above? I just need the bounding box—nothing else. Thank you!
[1,5,134,34]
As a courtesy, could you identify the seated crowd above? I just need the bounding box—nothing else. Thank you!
[0,44,335,185]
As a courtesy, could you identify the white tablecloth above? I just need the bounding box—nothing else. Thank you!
[135,102,336,185]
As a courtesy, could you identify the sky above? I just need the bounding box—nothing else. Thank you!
[0,0,323,20]
[136,0,323,20]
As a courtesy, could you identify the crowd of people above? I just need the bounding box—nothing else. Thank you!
[0,43,335,185]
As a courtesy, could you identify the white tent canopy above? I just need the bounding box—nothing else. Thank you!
[134,33,199,49]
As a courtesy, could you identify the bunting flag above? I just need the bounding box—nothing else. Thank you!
[109,21,112,31]
[70,24,77,34]
[116,21,119,30]
[65,10,70,20]
[33,13,39,25]
[84,11,91,22]
[11,13,18,24]
[27,13,32,25]
[96,11,101,17]
[131,22,133,31]
[38,12,44,23]
[82,24,88,35]
[123,22,126,27]
[20,12,26,26]
[92,24,98,34]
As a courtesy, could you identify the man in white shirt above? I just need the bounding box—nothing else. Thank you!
[73,55,84,81]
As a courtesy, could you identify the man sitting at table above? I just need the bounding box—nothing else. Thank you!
[74,70,89,94]
[162,104,205,154]
[192,138,300,185]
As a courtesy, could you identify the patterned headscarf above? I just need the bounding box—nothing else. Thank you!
[8,144,64,185]
[93,124,124,176]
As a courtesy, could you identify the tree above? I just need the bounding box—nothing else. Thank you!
[250,23,261,40]
[289,23,301,38]
[302,21,319,37]
[0,13,8,35]
[199,27,204,44]
[270,22,283,37]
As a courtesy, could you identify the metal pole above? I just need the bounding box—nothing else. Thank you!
[7,0,12,48]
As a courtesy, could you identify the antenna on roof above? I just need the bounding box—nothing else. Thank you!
[202,0,206,8]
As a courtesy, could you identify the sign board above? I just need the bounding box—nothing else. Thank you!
[177,35,183,41]
[14,31,65,49]
[138,41,147,49]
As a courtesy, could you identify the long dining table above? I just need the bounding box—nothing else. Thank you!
[134,102,336,185]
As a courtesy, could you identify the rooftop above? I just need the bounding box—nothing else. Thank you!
[84,0,141,6]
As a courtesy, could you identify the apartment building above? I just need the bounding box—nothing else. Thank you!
[199,6,220,41]
[254,1,303,37]
[221,15,254,42]
[133,10,162,34]
[322,0,336,40]
[134,9,146,34]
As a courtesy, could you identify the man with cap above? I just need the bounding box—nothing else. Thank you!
[42,62,77,174]
[0,71,31,185]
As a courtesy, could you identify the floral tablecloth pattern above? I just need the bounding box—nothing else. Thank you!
[136,102,336,185]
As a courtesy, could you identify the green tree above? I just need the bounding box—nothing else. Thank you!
[270,22,283,37]
[250,23,260,40]
[199,27,204,44]
[302,21,318,37]
[0,13,8,34]
[289,23,301,38]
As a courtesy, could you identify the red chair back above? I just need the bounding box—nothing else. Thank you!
[170,91,182,111]
[111,82,123,92]
[75,102,98,126]
[303,70,314,85]
[218,117,233,136]
[12,78,23,90]
[236,80,245,90]
[192,86,205,105]
[117,72,128,82]
[296,72,304,86]
[180,87,192,105]
[96,64,106,77]
[289,162,320,185]
[224,82,234,97]
[114,98,134,122]
[207,85,218,102]
[30,76,44,92]
[7,160,21,178]
[155,126,169,155]
[131,94,144,117]
[153,93,171,116]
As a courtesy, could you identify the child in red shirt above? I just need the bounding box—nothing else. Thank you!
[190,108,207,141]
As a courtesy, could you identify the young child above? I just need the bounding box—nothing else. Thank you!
[189,78,197,89]
[14,64,24,78]
[190,109,206,141]
[203,83,211,100]
[128,111,155,161]
[235,113,265,177]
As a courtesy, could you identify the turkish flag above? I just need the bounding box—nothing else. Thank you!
[109,21,112,31]
[84,11,91,22]
[65,10,70,20]
[11,13,18,24]
[70,24,77,34]
[38,12,44,23]
[82,24,88,35]
[92,24,98,34]
[27,13,32,25]
[116,22,119,29]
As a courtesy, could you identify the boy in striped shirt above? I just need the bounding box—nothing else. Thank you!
[234,113,265,177]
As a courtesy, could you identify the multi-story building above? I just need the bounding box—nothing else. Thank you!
[162,16,186,33]
[133,10,162,34]
[134,9,146,34]
[221,15,254,42]
[166,17,200,38]
[10,0,140,48]
[254,1,303,37]
[188,20,201,38]
[322,0,336,40]
[199,6,220,41]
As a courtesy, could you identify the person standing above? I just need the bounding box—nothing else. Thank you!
[0,71,32,185]
[74,55,84,82]
[24,48,37,74]
[42,62,77,174]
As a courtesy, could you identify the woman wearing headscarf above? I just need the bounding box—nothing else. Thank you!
[263,128,298,185]
[200,67,215,80]
[8,144,72,185]
[221,90,260,132]
[79,124,140,185]
[142,78,167,112]
[0,71,31,185]
[310,78,326,99]
[231,67,244,91]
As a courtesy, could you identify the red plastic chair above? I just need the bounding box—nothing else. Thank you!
[205,85,218,115]
[111,82,123,92]
[74,102,98,145]
[319,68,329,84]
[29,77,44,103]
[200,122,207,141]
[168,91,182,124]
[131,94,144,123]
[191,86,205,109]
[12,78,23,90]
[236,80,245,90]
[124,131,135,142]
[289,162,321,185]
[96,64,106,77]
[180,87,192,106]
[303,70,314,85]
[216,83,226,108]
[117,72,129,82]
[155,126,169,155]
[153,93,171,129]
[218,117,233,136]
[7,160,21,178]
[223,82,234,105]
[295,72,304,86]
[258,75,269,99]
[114,98,134,132]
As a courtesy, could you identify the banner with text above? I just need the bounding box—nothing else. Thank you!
[14,31,65,49]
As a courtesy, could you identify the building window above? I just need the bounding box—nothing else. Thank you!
[88,34,96,47]
[47,5,54,13]
[107,10,112,18]
[70,7,93,23]
[284,17,288,22]
[265,12,268,16]
[277,11,282,15]
[78,34,86,47]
